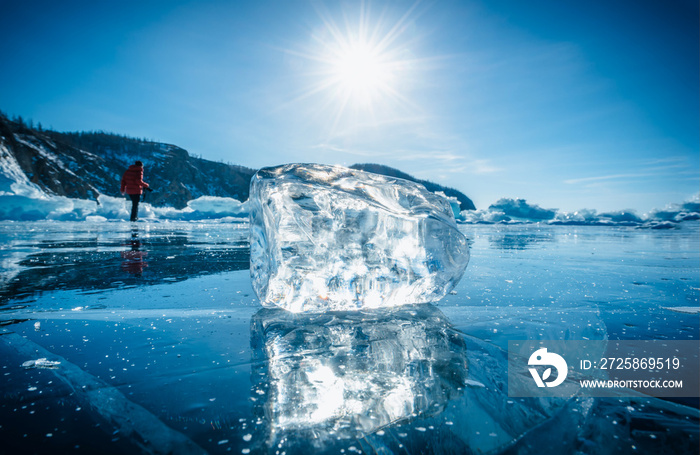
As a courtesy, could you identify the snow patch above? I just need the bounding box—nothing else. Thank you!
[0,143,32,189]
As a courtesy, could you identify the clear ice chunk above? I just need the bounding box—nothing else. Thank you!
[249,163,470,312]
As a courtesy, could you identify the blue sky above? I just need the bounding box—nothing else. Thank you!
[1,0,697,213]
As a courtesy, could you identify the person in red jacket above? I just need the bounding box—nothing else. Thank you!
[120,160,151,221]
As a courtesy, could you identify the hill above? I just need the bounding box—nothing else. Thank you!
[0,114,255,209]
[0,113,475,211]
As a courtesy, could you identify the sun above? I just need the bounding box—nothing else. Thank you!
[286,1,421,130]
[329,41,395,106]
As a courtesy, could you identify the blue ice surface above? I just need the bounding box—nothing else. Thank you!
[0,220,698,454]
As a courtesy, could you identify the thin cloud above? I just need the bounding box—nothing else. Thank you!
[390,150,463,162]
[564,173,654,185]
[311,143,502,176]
[565,156,698,185]
[466,159,502,174]
[641,156,691,166]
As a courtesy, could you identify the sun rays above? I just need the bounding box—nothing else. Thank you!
[286,1,424,136]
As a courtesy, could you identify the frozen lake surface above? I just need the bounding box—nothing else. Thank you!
[0,220,698,454]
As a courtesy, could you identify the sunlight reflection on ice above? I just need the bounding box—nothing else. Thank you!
[249,303,467,451]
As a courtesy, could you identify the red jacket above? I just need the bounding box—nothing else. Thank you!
[120,165,149,195]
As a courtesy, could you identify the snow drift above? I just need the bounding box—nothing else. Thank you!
[0,189,248,222]
[0,178,248,222]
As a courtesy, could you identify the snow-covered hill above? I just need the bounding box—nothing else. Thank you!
[0,114,256,210]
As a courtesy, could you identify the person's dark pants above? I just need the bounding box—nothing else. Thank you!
[128,194,140,221]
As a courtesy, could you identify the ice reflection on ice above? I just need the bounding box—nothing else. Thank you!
[249,303,467,450]
[488,229,555,250]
